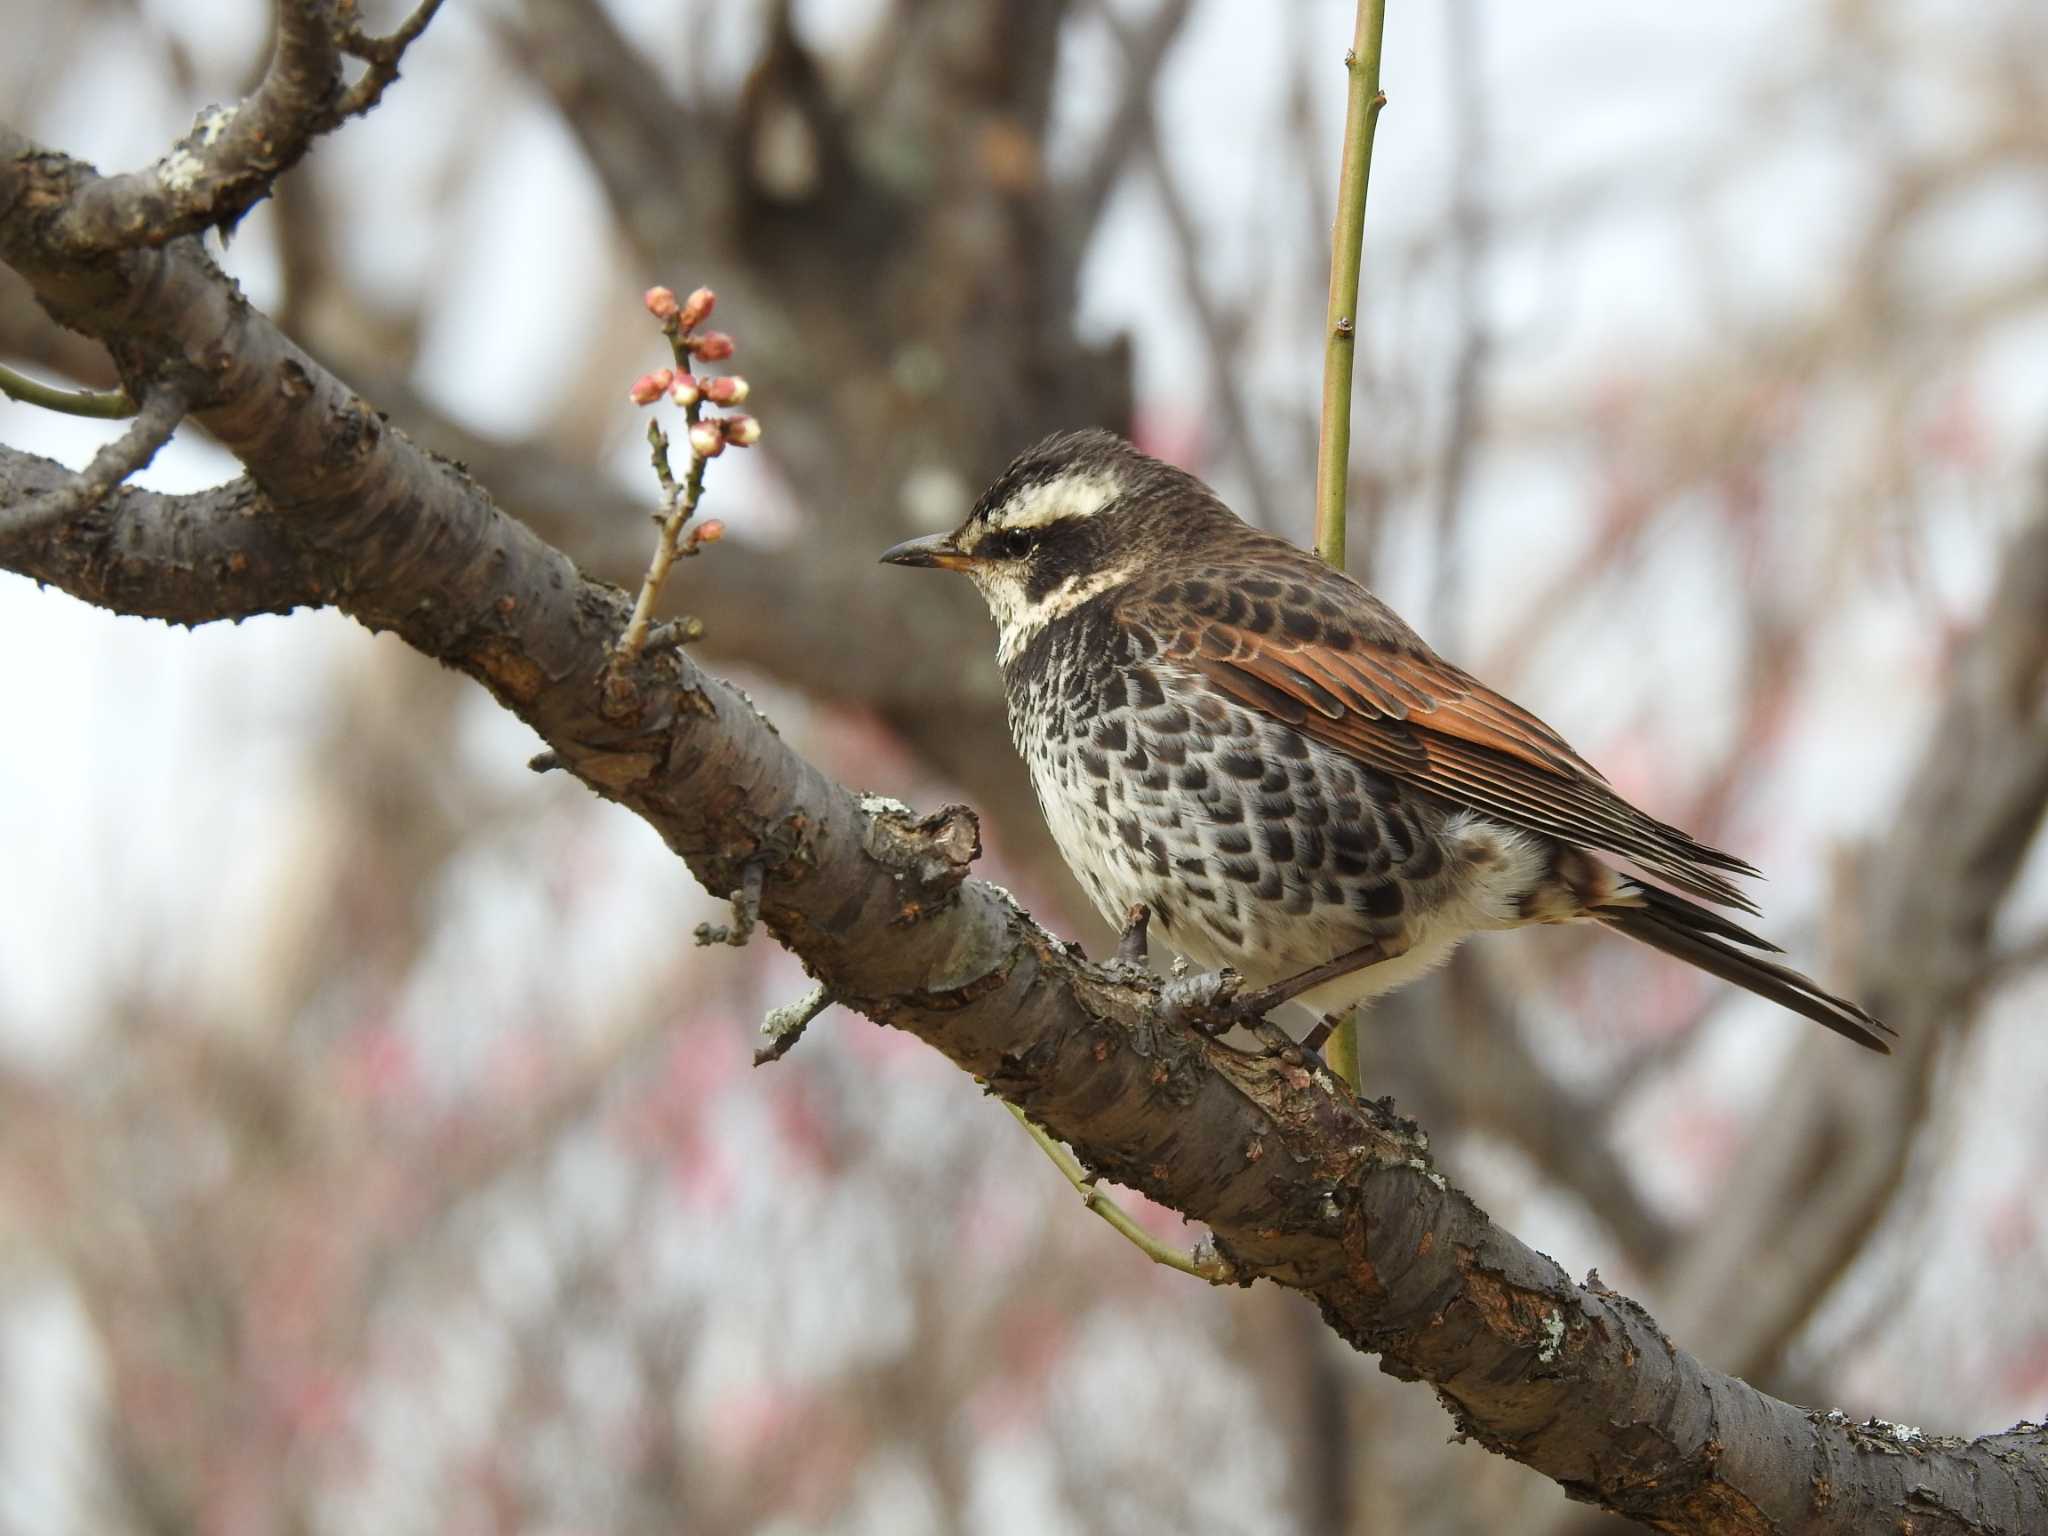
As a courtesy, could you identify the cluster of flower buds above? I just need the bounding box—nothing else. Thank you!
[643,284,716,331]
[659,373,750,409]
[685,416,761,459]
[643,285,730,361]
[630,284,761,459]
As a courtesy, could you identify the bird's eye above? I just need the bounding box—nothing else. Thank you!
[985,529,1035,560]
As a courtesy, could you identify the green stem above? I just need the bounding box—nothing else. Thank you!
[1005,1102,1234,1283]
[1312,0,1389,570]
[0,362,135,419]
[1313,0,1390,1091]
[1324,1007,1363,1091]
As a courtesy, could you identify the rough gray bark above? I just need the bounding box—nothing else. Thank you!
[5,109,2048,1530]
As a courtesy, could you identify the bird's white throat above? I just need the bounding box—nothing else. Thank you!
[982,558,1143,666]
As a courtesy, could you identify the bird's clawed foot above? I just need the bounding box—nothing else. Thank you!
[1249,1018,1312,1063]
[1155,968,1322,1062]
[1157,941,1392,1064]
[1156,965,1247,1036]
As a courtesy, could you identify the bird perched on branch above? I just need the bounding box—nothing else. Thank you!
[882,429,1890,1054]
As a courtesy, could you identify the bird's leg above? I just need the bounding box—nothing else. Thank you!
[1161,939,1393,1043]
[1115,903,1151,966]
[1295,1011,1350,1059]
[1233,940,1390,1016]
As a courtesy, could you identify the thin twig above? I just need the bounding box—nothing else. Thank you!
[337,0,449,117]
[756,982,833,1066]
[1005,1102,1236,1283]
[643,616,705,655]
[607,293,746,680]
[0,362,135,420]
[0,382,187,547]
[612,415,710,674]
[694,859,765,947]
[1313,0,1390,1093]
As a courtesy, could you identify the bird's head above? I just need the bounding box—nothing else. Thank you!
[880,428,1231,662]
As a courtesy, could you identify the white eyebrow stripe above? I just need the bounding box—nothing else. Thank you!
[989,471,1121,533]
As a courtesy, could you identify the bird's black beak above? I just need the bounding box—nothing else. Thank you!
[879,532,975,571]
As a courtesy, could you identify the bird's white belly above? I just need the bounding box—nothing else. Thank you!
[1158,838,1540,1018]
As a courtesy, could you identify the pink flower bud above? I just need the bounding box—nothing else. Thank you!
[669,373,701,407]
[678,287,716,330]
[721,414,762,447]
[703,375,750,405]
[689,518,726,548]
[689,331,735,361]
[688,421,726,459]
[644,287,680,322]
[629,368,674,405]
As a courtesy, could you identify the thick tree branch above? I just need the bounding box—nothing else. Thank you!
[27,0,441,254]
[0,450,336,621]
[5,129,2048,1534]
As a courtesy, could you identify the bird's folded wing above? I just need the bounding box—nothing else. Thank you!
[1158,615,1760,913]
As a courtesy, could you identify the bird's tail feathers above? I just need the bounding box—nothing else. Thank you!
[1595,883,1893,1053]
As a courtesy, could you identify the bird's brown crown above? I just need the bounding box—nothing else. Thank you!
[959,428,1231,550]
